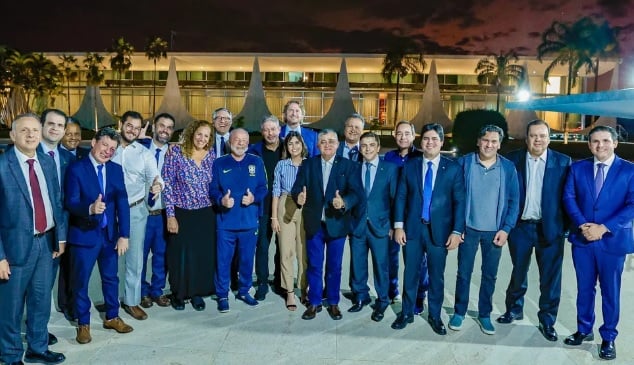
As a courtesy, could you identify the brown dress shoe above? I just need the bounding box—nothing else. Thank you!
[152,295,171,307]
[122,304,148,320]
[76,324,91,344]
[103,317,134,333]
[140,296,153,308]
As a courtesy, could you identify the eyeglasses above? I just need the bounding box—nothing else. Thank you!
[214,116,231,122]
[319,139,338,146]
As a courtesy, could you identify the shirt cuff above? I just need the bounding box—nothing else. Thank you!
[394,222,404,229]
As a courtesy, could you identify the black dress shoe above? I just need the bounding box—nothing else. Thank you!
[391,313,414,330]
[371,306,387,322]
[496,311,523,324]
[24,349,65,364]
[427,315,447,335]
[48,332,58,345]
[538,322,558,342]
[564,331,594,346]
[327,305,343,320]
[254,283,268,301]
[191,296,205,311]
[599,340,616,360]
[348,298,372,313]
[301,305,323,320]
[171,297,185,311]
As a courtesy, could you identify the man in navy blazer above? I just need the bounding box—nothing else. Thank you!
[38,108,76,344]
[292,129,362,320]
[335,113,364,163]
[392,123,465,335]
[0,113,67,365]
[498,120,571,342]
[348,132,398,322]
[280,100,319,157]
[60,119,89,159]
[562,125,634,361]
[65,127,133,345]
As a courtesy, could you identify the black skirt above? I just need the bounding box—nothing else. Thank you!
[167,206,217,300]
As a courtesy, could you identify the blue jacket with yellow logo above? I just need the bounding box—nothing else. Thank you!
[210,153,268,230]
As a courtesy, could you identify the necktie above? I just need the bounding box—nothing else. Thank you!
[348,146,358,161]
[220,136,226,156]
[97,164,107,228]
[595,163,605,199]
[148,148,161,207]
[48,150,55,159]
[27,159,47,233]
[421,161,433,222]
[364,162,372,197]
[322,160,331,194]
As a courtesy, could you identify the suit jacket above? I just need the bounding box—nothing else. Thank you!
[291,155,362,238]
[351,158,398,238]
[394,156,466,246]
[336,143,362,163]
[280,125,319,157]
[0,149,66,265]
[506,148,571,242]
[563,156,634,255]
[64,156,130,245]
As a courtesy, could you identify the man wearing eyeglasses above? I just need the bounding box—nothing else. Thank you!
[213,108,233,157]
[111,111,163,322]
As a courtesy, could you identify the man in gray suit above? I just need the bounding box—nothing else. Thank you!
[0,113,67,364]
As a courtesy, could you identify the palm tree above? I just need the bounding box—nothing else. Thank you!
[108,36,134,115]
[58,55,80,114]
[381,39,426,123]
[474,49,525,112]
[29,53,62,114]
[83,52,105,85]
[145,36,168,116]
[538,19,595,143]
[586,18,620,92]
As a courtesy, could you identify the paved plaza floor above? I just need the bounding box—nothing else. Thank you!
[43,241,634,365]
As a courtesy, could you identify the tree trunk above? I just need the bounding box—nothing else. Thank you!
[152,60,157,116]
[393,74,400,123]
[495,84,501,112]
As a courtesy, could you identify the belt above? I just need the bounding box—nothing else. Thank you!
[148,209,164,216]
[129,197,145,208]
[34,229,52,238]
[520,218,542,224]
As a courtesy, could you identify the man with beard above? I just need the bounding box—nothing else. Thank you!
[210,128,268,312]
[248,115,284,300]
[280,100,319,157]
[138,113,175,308]
[336,113,364,162]
[111,111,163,321]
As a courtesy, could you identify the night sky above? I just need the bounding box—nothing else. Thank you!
[2,0,633,56]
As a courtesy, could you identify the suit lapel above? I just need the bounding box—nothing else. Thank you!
[370,160,386,197]
[599,157,622,200]
[7,149,32,204]
[432,158,446,194]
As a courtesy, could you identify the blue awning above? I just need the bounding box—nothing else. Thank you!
[506,88,634,119]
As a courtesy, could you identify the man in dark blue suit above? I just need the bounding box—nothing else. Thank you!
[348,132,398,322]
[498,120,571,342]
[392,123,465,335]
[280,100,319,157]
[292,129,362,320]
[335,113,364,162]
[65,127,133,345]
[0,113,66,365]
[60,119,89,159]
[563,125,634,361]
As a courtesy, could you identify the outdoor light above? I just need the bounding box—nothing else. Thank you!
[516,89,531,102]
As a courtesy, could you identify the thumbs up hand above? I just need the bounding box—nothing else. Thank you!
[91,194,106,215]
[297,186,307,206]
[222,189,235,208]
[242,188,254,206]
[332,190,345,210]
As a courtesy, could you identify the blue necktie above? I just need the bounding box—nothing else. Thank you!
[421,161,433,222]
[97,164,107,228]
[220,136,226,156]
[148,148,161,207]
[595,163,605,199]
[348,146,359,161]
[364,162,372,197]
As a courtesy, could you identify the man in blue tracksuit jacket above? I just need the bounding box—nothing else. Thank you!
[210,128,268,312]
